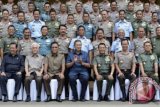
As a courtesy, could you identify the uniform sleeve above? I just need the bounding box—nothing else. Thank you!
[138,54,142,63]
[88,40,93,51]
[129,22,133,33]
[154,54,158,63]
[19,55,25,73]
[92,57,97,65]
[69,39,75,49]
[0,38,4,48]
[66,53,72,63]
[114,23,118,34]
[111,41,115,52]
[132,54,137,64]
[114,53,119,64]
[44,56,49,65]
[25,56,29,68]
[62,55,65,65]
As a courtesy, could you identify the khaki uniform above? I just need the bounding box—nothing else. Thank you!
[66,0,80,14]
[0,36,18,54]
[54,37,71,54]
[150,4,160,12]
[66,24,77,38]
[132,37,150,56]
[148,22,160,38]
[46,21,60,38]
[93,54,114,96]
[24,54,44,97]
[18,39,34,56]
[18,0,29,13]
[44,53,65,95]
[25,12,34,23]
[57,13,68,24]
[132,20,149,38]
[114,52,137,98]
[51,3,61,14]
[143,11,152,23]
[73,13,83,25]
[90,12,102,27]
[138,52,159,83]
[2,3,13,14]
[109,11,119,23]
[92,39,110,57]
[0,21,12,37]
[99,2,110,12]
[9,14,18,23]
[133,2,143,12]
[116,0,128,11]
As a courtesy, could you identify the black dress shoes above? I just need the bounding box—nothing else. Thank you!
[44,95,51,102]
[56,95,62,102]
[13,95,17,102]
[3,96,8,102]
[25,96,31,102]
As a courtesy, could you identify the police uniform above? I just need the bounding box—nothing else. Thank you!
[13,21,28,39]
[19,39,34,56]
[0,36,18,54]
[132,20,149,38]
[114,52,137,99]
[150,4,160,12]
[46,20,60,38]
[148,22,160,38]
[66,0,80,14]
[109,11,119,23]
[83,1,93,13]
[41,12,50,22]
[138,52,159,84]
[133,1,143,12]
[92,39,110,57]
[93,54,114,97]
[51,2,61,14]
[99,1,110,12]
[66,24,77,38]
[57,13,68,25]
[2,3,13,14]
[18,0,29,13]
[54,37,71,55]
[116,0,128,11]
[35,36,53,56]
[73,13,83,25]
[9,14,18,23]
[0,21,12,38]
[90,12,102,28]
[143,11,152,23]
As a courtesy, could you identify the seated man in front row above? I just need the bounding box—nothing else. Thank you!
[138,41,159,84]
[93,43,114,101]
[66,40,91,102]
[43,42,65,102]
[24,42,44,102]
[0,42,24,102]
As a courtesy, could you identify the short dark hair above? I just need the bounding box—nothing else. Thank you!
[152,12,158,16]
[136,10,143,14]
[44,2,50,6]
[2,9,9,14]
[59,24,67,30]
[49,8,56,14]
[77,25,85,31]
[74,40,81,46]
[143,41,151,46]
[10,42,18,48]
[96,28,104,34]
[17,11,25,17]
[121,38,129,45]
[98,43,106,48]
[119,10,126,14]
[8,25,15,30]
[41,26,48,31]
[50,42,59,48]
[23,28,30,33]
[33,9,40,14]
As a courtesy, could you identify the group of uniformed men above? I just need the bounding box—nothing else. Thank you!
[0,0,159,103]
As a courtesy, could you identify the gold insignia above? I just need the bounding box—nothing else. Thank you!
[98,64,101,67]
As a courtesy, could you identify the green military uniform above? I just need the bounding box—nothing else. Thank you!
[151,36,160,83]
[138,52,159,84]
[93,54,114,96]
[114,52,136,99]
[46,21,60,38]
[125,10,135,23]
[0,36,18,54]
[132,20,149,38]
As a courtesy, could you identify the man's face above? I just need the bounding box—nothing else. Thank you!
[59,26,67,35]
[10,44,17,55]
[98,45,106,54]
[44,4,51,12]
[41,27,48,36]
[92,3,99,12]
[101,11,108,20]
[50,12,56,20]
[3,11,9,20]
[136,11,143,20]
[75,41,82,51]
[122,40,129,51]
[128,3,134,11]
[144,3,150,11]
[111,2,117,11]
[156,28,160,36]
[83,14,89,22]
[12,5,19,14]
[28,4,35,12]
[119,11,125,20]
[18,13,25,22]
[118,30,125,39]
[67,15,74,24]
[78,27,85,36]
[8,27,15,36]
[144,43,152,52]
[96,30,104,39]
[51,44,59,54]
[33,11,40,20]
[32,45,39,54]
[76,4,82,12]
[60,4,67,12]
[24,29,31,39]
[138,28,145,38]
[152,13,158,22]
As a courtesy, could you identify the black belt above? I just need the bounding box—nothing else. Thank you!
[120,69,131,72]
